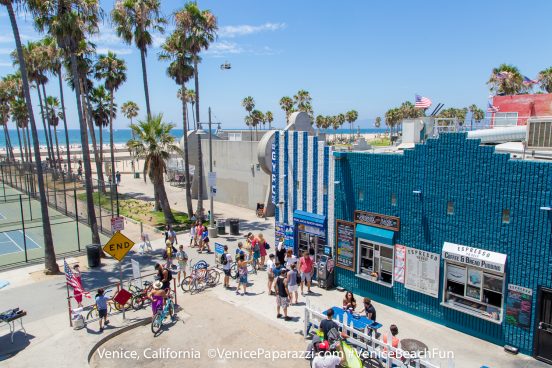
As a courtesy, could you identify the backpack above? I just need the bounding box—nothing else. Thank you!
[253,241,260,253]
[164,268,173,281]
[221,253,228,265]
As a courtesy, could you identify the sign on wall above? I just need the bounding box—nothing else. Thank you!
[442,242,507,274]
[271,142,278,205]
[354,211,400,231]
[394,244,406,284]
[405,248,440,298]
[335,220,355,271]
[506,284,533,330]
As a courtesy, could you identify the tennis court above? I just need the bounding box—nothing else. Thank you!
[0,229,41,256]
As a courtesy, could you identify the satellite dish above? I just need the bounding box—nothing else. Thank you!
[220,61,231,70]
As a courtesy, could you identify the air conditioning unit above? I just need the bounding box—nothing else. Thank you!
[526,118,552,151]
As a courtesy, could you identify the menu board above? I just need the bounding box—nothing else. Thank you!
[394,244,406,283]
[275,222,294,250]
[405,248,440,298]
[506,284,533,329]
[335,220,355,271]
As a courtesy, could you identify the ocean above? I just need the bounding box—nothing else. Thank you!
[0,128,386,148]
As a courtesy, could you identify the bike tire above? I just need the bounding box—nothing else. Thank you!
[361,356,384,368]
[230,264,238,279]
[86,307,98,320]
[207,269,220,287]
[113,300,132,312]
[181,276,193,293]
[131,295,145,311]
[193,277,206,294]
[151,311,162,334]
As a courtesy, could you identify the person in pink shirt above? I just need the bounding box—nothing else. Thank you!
[298,250,314,294]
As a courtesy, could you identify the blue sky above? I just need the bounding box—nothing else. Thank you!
[1,0,552,129]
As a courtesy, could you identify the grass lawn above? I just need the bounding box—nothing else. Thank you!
[369,137,391,146]
[77,191,194,231]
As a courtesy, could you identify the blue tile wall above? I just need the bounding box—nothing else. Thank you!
[333,133,552,354]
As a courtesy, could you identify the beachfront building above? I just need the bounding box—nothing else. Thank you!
[271,113,335,263]
[491,93,552,126]
[332,132,552,359]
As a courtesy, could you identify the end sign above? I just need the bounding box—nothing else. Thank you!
[103,231,135,261]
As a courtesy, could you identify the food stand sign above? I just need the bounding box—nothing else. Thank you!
[335,220,355,271]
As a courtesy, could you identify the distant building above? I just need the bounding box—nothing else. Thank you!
[491,93,552,126]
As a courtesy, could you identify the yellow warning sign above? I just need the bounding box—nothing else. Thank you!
[103,231,135,261]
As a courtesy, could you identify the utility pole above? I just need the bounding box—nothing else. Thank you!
[208,107,217,238]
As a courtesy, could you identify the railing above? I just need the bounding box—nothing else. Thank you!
[303,301,439,368]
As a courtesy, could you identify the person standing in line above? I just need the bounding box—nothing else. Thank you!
[222,245,233,288]
[72,264,84,308]
[175,245,188,285]
[285,248,297,270]
[235,242,245,261]
[299,250,314,295]
[236,253,249,296]
[257,233,268,269]
[276,268,292,321]
[286,263,299,305]
[266,254,276,295]
[95,288,109,332]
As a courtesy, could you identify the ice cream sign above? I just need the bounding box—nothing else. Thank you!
[442,242,507,274]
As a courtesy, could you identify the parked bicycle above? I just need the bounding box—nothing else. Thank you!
[151,294,175,335]
[230,258,256,279]
[130,281,154,310]
[85,289,130,320]
[180,260,220,293]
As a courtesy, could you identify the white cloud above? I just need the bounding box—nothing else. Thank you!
[0,62,12,68]
[96,47,133,56]
[0,48,13,55]
[205,41,245,56]
[0,34,36,44]
[219,22,286,38]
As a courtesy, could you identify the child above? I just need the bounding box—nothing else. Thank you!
[176,245,188,285]
[164,240,174,268]
[95,288,109,332]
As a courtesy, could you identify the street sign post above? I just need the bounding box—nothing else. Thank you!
[111,216,124,233]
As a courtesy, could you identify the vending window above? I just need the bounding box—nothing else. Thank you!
[357,240,394,287]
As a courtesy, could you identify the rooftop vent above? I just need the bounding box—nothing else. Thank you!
[526,118,552,151]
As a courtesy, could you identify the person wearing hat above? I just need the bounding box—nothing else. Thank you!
[148,281,168,316]
[72,264,84,308]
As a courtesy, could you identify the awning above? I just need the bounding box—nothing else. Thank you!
[442,242,507,274]
[355,224,395,245]
[293,210,326,226]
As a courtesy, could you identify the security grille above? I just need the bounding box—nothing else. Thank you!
[527,118,552,151]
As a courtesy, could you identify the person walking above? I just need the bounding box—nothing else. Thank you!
[72,264,84,308]
[222,245,233,288]
[236,253,249,296]
[299,250,314,295]
[286,263,299,305]
[276,268,292,321]
[164,240,175,268]
[95,288,109,332]
[175,245,188,285]
[257,233,268,269]
[115,171,121,186]
[169,226,177,246]
[267,254,276,295]
[189,223,196,247]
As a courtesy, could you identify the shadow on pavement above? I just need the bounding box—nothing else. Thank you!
[0,332,35,360]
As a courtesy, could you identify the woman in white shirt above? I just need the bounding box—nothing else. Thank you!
[285,248,297,270]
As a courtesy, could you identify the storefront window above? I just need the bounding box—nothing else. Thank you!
[357,240,393,287]
[443,262,504,323]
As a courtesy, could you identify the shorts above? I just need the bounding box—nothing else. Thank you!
[288,284,298,293]
[239,274,248,284]
[177,262,187,272]
[301,272,312,283]
[268,274,274,282]
[223,269,231,276]
[277,295,289,308]
[98,309,108,318]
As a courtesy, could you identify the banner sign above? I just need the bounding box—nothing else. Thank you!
[442,242,507,274]
[394,244,406,284]
[271,142,278,205]
[214,242,225,267]
[335,220,355,271]
[354,210,400,231]
[405,248,440,298]
[506,284,533,329]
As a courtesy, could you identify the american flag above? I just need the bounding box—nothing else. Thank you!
[496,71,510,80]
[487,101,499,113]
[64,260,90,298]
[523,76,539,86]
[415,95,432,109]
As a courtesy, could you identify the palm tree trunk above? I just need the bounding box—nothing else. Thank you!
[70,53,101,245]
[6,2,58,273]
[108,90,116,187]
[81,80,104,192]
[194,59,204,215]
[37,84,53,166]
[140,47,151,119]
[53,125,62,175]
[22,125,30,163]
[16,126,24,163]
[25,126,32,163]
[41,83,59,171]
[180,86,193,218]
[3,124,15,162]
[99,124,103,177]
[58,72,71,176]
[154,167,175,224]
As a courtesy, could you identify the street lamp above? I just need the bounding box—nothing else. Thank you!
[197,107,218,238]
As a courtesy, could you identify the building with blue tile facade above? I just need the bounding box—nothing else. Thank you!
[332,133,552,359]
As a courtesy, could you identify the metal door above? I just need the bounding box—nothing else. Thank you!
[535,287,552,363]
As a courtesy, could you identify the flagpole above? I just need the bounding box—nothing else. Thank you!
[120,260,125,321]
[65,258,73,328]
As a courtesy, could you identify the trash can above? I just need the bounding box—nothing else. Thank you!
[217,219,226,235]
[86,244,101,268]
[228,218,240,236]
[134,172,140,179]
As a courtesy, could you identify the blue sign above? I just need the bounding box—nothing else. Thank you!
[215,242,224,255]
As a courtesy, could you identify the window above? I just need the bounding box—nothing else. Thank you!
[357,240,394,287]
[502,209,510,224]
[443,262,504,323]
[228,132,242,141]
[358,190,364,202]
[494,112,518,127]
[391,193,397,206]
[447,201,454,215]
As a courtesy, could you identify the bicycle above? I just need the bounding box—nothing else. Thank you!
[151,294,175,335]
[181,260,219,293]
[85,290,130,320]
[230,258,256,279]
[130,281,154,311]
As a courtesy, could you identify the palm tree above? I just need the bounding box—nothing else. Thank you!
[293,89,313,118]
[29,0,103,245]
[336,113,346,140]
[159,30,195,217]
[11,98,30,164]
[315,115,325,130]
[538,67,552,93]
[375,116,381,129]
[90,85,115,181]
[112,0,166,119]
[45,96,63,169]
[175,2,218,216]
[251,109,264,139]
[121,101,139,126]
[345,110,358,141]
[127,114,182,224]
[279,96,294,123]
[469,104,484,130]
[3,0,58,273]
[241,96,255,136]
[94,52,127,187]
[185,89,196,129]
[487,64,528,96]
[265,111,273,129]
[0,75,16,162]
